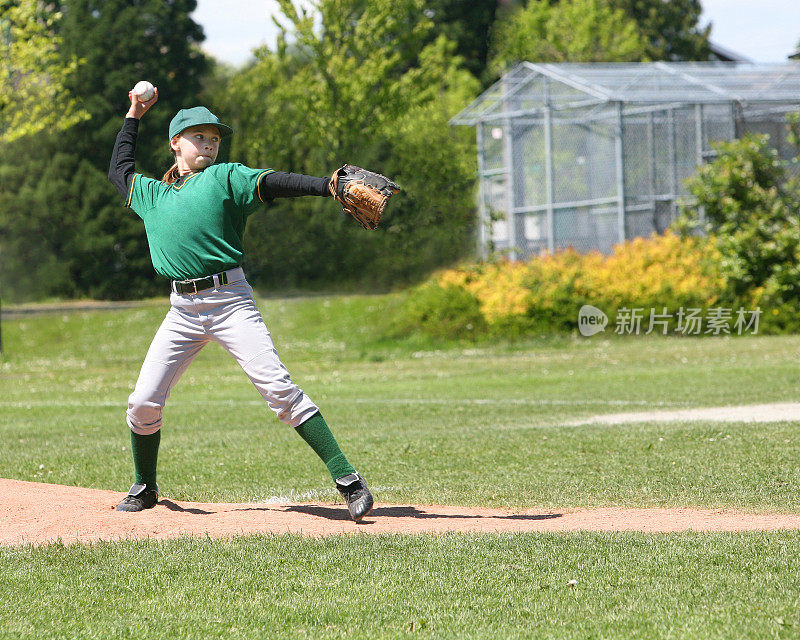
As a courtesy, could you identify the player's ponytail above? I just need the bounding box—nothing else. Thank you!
[162,161,180,184]
[162,137,181,184]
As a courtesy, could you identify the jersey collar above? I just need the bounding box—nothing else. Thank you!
[173,172,200,190]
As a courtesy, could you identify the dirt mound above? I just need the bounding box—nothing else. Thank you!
[3,479,800,546]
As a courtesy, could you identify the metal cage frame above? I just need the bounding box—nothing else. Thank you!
[452,62,800,258]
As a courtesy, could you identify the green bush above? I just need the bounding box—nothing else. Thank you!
[388,283,487,340]
[678,121,800,326]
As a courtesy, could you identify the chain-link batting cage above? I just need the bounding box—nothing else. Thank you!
[452,62,800,258]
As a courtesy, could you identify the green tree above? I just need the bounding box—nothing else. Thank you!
[610,0,711,61]
[56,0,208,176]
[488,0,647,75]
[422,0,500,81]
[0,0,208,301]
[0,0,87,143]
[677,122,800,326]
[220,0,480,290]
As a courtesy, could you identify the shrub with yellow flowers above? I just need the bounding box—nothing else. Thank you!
[577,232,726,313]
[390,231,750,339]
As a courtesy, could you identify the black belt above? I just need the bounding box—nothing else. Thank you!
[173,271,228,295]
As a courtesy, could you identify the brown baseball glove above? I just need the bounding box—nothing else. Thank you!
[329,164,400,230]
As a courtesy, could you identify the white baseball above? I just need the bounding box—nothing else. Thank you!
[133,81,155,102]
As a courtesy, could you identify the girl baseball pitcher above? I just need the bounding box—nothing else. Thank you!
[108,84,393,521]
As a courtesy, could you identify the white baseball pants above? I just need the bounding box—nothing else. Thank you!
[126,267,319,435]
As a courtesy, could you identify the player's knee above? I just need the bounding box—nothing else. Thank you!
[126,392,163,435]
[285,398,320,427]
[272,390,319,427]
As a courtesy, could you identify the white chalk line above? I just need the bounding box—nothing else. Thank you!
[0,398,688,408]
[4,399,799,426]
[565,402,800,426]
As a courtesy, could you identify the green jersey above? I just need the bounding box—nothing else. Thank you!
[126,163,273,280]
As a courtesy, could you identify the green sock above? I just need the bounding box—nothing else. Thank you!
[130,430,161,491]
[295,412,356,481]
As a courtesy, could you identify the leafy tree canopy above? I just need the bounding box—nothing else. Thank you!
[0,0,88,143]
[55,0,208,174]
[610,0,711,61]
[421,0,500,80]
[0,0,209,301]
[489,0,647,76]
[220,0,480,290]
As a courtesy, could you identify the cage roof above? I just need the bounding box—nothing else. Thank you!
[452,62,800,125]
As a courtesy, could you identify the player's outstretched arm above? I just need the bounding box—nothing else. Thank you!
[256,164,400,229]
[257,171,332,201]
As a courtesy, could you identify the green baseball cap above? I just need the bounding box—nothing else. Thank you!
[168,106,234,141]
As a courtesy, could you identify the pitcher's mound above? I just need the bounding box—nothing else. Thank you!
[3,479,800,546]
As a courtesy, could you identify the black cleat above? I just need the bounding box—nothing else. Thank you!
[335,472,374,522]
[116,483,158,512]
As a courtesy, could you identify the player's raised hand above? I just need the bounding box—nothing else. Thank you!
[125,85,159,120]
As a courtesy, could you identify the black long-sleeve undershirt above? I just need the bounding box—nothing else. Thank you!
[258,169,330,200]
[108,118,139,198]
[108,117,331,201]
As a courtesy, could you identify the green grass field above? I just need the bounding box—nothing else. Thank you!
[1,294,799,639]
